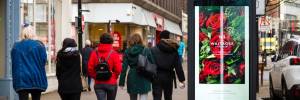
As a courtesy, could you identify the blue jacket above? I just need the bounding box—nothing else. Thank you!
[11,39,48,92]
[178,41,185,56]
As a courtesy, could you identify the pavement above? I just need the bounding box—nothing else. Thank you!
[41,57,188,100]
[257,55,273,100]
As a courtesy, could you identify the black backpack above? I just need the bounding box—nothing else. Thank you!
[95,50,113,81]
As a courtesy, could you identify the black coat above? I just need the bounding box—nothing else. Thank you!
[82,46,93,76]
[152,39,185,83]
[56,48,83,93]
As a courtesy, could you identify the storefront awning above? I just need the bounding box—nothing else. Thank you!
[132,5,156,27]
[143,10,157,28]
[72,3,157,28]
[164,19,182,36]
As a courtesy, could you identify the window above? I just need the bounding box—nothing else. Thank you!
[280,41,298,59]
[21,0,56,75]
[0,0,5,78]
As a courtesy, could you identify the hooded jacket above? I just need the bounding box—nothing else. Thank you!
[88,44,122,85]
[56,47,83,93]
[152,39,185,82]
[119,44,151,94]
[11,39,48,92]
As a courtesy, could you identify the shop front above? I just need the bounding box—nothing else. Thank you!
[73,3,157,52]
[87,23,149,52]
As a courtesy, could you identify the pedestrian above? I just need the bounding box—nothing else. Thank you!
[82,40,93,91]
[151,30,186,100]
[11,26,48,100]
[177,36,185,63]
[88,33,122,100]
[119,33,151,100]
[56,38,82,100]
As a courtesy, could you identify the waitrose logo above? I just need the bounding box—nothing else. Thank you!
[210,42,234,47]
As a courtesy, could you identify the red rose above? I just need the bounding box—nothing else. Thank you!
[224,73,231,83]
[199,32,208,41]
[206,13,226,31]
[210,32,235,59]
[200,60,221,82]
[239,63,245,76]
[199,12,206,28]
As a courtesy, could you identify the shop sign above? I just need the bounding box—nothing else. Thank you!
[112,31,122,50]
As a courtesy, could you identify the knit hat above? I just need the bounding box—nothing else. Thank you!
[160,30,170,39]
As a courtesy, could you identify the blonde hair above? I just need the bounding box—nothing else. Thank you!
[20,26,36,40]
[128,33,144,47]
[85,40,91,46]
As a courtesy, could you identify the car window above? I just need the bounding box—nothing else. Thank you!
[279,41,297,59]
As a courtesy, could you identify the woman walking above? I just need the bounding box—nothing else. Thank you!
[88,33,122,100]
[56,38,82,100]
[11,26,48,100]
[119,33,151,100]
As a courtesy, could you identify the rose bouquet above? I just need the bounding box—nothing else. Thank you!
[199,6,245,84]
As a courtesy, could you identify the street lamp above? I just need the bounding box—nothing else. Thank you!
[76,0,89,53]
[108,20,120,34]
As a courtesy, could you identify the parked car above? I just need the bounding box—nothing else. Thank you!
[270,38,300,100]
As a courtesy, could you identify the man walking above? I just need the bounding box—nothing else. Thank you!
[151,30,186,100]
[82,40,93,91]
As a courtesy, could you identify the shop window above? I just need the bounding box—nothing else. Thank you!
[21,0,56,75]
[88,23,107,46]
[0,0,5,78]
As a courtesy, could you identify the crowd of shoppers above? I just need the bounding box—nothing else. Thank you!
[11,26,186,100]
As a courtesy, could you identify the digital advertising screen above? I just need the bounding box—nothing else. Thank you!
[193,0,253,99]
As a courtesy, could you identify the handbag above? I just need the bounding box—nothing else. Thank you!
[137,48,157,81]
[80,54,89,91]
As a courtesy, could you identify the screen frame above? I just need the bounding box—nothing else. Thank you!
[187,0,257,100]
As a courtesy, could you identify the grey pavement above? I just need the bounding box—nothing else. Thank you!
[41,58,188,100]
[257,55,273,100]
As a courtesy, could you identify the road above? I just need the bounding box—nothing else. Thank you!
[41,58,188,100]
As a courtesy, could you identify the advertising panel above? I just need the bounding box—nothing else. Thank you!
[195,4,250,100]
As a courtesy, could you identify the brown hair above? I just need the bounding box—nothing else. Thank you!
[128,33,144,47]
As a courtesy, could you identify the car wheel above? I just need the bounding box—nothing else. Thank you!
[282,77,292,100]
[270,76,281,100]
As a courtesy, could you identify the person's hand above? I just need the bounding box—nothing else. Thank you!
[178,81,185,89]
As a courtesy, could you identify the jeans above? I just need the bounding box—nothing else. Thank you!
[94,84,118,100]
[129,93,148,100]
[59,92,81,100]
[152,79,173,100]
[17,89,42,100]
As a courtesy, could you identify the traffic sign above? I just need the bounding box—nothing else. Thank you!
[259,16,272,32]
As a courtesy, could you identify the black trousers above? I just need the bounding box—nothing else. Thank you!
[94,84,118,100]
[152,77,173,100]
[59,92,81,100]
[17,89,42,100]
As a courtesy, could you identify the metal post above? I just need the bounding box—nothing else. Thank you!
[264,32,267,70]
[108,20,111,34]
[77,0,83,53]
